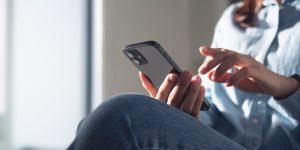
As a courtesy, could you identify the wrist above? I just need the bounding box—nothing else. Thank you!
[274,75,299,100]
[290,74,300,89]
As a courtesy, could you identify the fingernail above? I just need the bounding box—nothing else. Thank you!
[198,66,207,74]
[200,46,208,51]
[192,75,201,83]
[169,74,178,82]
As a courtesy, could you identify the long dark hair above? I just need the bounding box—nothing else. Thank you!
[234,0,263,28]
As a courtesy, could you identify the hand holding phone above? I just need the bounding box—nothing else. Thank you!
[140,70,206,117]
[123,41,210,113]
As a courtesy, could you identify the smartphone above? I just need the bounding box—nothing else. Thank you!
[123,41,210,111]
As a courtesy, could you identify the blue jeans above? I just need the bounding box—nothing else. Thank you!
[68,93,246,150]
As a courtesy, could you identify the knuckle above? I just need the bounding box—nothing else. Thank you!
[169,98,180,107]
[157,90,167,98]
[177,77,190,85]
[181,106,191,114]
[176,79,186,85]
[229,53,239,62]
[220,48,227,52]
[190,110,199,117]
[243,66,252,74]
[169,94,184,107]
[190,85,200,94]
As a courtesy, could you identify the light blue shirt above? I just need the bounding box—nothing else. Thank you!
[200,0,300,149]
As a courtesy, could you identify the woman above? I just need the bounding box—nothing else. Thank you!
[68,0,300,149]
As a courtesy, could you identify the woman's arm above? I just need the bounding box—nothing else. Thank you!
[198,46,299,99]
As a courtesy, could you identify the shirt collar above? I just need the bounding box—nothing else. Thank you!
[262,0,293,6]
[262,0,279,6]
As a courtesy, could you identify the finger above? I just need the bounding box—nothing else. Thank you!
[199,46,220,57]
[179,75,201,114]
[199,55,223,74]
[198,57,213,74]
[208,71,232,83]
[223,67,263,93]
[139,71,157,97]
[227,67,252,86]
[214,55,237,79]
[235,79,263,93]
[191,86,205,118]
[199,50,231,75]
[156,73,179,102]
[167,71,192,108]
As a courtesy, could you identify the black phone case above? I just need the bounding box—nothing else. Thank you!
[123,41,210,111]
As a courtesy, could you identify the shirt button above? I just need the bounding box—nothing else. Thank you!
[252,118,259,124]
[257,94,262,96]
[257,101,262,105]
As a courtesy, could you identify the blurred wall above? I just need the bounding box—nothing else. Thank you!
[101,0,228,100]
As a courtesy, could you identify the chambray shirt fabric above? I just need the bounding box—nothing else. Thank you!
[200,0,300,149]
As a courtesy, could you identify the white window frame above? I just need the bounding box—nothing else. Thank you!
[92,0,104,110]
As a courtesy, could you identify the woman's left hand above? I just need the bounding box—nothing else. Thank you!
[139,71,205,118]
[198,46,298,99]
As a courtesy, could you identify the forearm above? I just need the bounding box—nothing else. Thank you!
[270,73,300,120]
[270,73,299,100]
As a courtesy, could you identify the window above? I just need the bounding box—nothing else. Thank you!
[6,0,93,149]
[92,0,104,109]
[0,1,9,149]
[0,0,6,115]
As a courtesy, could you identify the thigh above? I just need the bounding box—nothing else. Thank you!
[69,93,245,150]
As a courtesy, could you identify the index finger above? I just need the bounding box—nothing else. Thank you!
[139,71,157,97]
[156,73,178,102]
[199,46,221,57]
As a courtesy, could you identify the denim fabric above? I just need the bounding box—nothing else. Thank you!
[68,94,246,150]
[200,0,300,149]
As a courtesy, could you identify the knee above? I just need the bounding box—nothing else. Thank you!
[99,93,154,113]
[105,93,153,106]
[70,93,155,149]
[88,93,156,122]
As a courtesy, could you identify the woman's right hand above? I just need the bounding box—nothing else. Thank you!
[198,46,299,99]
[139,71,205,118]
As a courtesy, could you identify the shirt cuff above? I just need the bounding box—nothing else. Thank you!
[275,90,300,120]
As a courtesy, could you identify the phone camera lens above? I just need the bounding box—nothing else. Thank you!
[126,52,135,58]
[132,59,140,65]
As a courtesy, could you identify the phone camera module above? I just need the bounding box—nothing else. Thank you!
[125,49,148,65]
[132,59,141,65]
[126,51,134,59]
